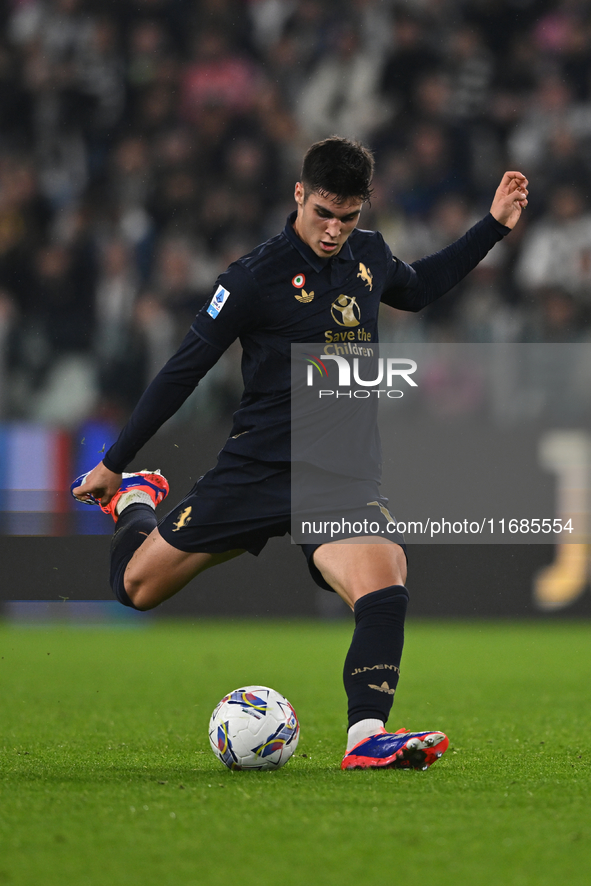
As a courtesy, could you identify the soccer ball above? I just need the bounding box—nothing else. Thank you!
[208,685,300,770]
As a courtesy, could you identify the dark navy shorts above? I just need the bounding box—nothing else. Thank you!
[158,450,406,592]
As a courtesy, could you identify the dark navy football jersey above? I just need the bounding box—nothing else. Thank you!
[193,211,406,354]
[103,211,508,474]
[190,211,414,463]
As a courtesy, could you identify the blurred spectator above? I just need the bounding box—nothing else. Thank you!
[446,25,493,121]
[0,38,33,148]
[296,23,388,141]
[94,238,138,363]
[538,127,591,196]
[463,0,543,57]
[27,242,94,355]
[152,236,204,331]
[249,0,294,53]
[379,12,441,122]
[458,263,524,343]
[516,185,591,301]
[393,124,467,217]
[280,1,335,73]
[223,135,277,216]
[127,19,169,92]
[0,157,51,304]
[265,33,309,109]
[109,136,152,212]
[192,0,254,54]
[28,0,93,62]
[180,29,262,125]
[508,74,591,172]
[523,287,591,343]
[133,292,176,388]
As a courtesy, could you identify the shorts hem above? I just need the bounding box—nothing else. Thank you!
[157,526,266,557]
[301,538,408,592]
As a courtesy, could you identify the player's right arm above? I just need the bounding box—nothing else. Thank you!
[72,461,122,507]
[73,263,259,507]
[72,331,224,505]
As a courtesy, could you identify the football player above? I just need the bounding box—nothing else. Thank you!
[72,137,527,770]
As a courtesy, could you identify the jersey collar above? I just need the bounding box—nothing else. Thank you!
[284,210,355,272]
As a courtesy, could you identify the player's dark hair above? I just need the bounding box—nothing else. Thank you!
[301,137,374,204]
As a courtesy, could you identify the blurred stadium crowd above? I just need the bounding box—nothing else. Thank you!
[1,0,591,427]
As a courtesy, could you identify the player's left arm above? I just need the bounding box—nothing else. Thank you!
[381,171,528,311]
[489,171,528,229]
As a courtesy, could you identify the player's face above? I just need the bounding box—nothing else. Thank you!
[293,183,363,258]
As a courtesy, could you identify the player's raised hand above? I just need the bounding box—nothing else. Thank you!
[72,462,122,507]
[490,171,528,230]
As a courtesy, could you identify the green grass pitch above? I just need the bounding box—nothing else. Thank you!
[1,618,591,885]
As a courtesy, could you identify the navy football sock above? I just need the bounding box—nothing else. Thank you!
[343,585,409,729]
[109,504,156,609]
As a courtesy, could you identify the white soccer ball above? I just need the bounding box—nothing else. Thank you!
[208,685,300,770]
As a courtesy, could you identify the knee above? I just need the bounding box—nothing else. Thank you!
[128,586,159,611]
[129,595,157,612]
[122,574,159,611]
